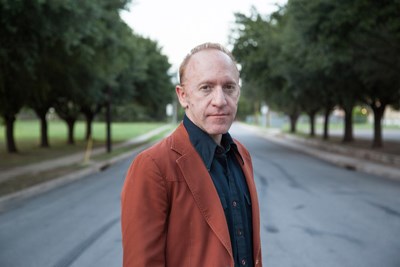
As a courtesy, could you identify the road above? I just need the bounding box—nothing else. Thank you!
[235,125,400,267]
[1,123,400,267]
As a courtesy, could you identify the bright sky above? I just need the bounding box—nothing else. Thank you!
[120,0,287,74]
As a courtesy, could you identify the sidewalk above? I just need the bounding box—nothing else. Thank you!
[0,125,173,210]
[0,124,171,183]
[240,123,400,181]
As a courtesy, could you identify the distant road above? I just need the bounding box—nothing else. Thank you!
[0,123,399,266]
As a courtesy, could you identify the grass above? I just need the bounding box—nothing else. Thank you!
[0,120,166,143]
[0,164,86,197]
[0,121,173,197]
[91,126,174,161]
[0,120,166,170]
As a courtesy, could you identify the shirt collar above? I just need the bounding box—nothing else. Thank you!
[183,115,240,170]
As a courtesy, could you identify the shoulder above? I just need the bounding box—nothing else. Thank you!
[136,133,173,163]
[134,123,189,164]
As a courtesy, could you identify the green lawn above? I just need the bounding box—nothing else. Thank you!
[0,120,165,143]
[0,120,166,169]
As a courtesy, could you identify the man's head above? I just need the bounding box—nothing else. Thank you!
[176,43,240,144]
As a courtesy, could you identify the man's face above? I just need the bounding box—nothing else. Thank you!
[176,49,240,142]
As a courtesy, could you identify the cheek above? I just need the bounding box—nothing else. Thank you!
[191,97,211,108]
[234,93,240,104]
[228,96,239,107]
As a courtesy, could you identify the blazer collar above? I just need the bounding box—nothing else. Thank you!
[182,115,242,170]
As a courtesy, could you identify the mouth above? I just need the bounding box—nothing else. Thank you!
[208,114,229,118]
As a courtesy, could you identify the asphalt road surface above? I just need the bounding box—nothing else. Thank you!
[1,123,400,267]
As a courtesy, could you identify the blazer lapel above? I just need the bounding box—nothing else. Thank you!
[172,124,233,258]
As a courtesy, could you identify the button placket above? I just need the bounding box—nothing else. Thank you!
[237,228,243,236]
[228,158,249,266]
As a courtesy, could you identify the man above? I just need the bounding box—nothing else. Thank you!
[121,42,262,267]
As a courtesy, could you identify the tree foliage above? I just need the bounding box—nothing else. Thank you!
[0,0,172,152]
[231,0,400,147]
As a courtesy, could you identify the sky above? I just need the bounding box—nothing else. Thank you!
[120,0,287,73]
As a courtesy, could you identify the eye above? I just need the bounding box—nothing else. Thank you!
[223,84,238,94]
[200,85,212,93]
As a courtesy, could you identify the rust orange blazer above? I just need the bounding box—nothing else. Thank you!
[121,123,262,267]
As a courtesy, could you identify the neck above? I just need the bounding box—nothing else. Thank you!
[210,134,222,146]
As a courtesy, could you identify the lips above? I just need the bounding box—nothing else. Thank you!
[209,113,229,117]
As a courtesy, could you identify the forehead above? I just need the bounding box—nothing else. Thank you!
[184,49,239,82]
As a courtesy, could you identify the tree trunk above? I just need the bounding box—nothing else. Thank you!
[39,114,49,147]
[323,107,330,140]
[66,119,76,145]
[81,105,102,141]
[54,101,80,146]
[106,91,112,153]
[289,114,298,133]
[4,114,18,153]
[34,109,50,148]
[83,112,94,141]
[308,111,316,137]
[370,103,386,148]
[342,105,354,143]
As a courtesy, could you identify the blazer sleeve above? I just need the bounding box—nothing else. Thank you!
[121,152,169,267]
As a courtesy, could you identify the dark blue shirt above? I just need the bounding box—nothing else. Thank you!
[183,116,254,267]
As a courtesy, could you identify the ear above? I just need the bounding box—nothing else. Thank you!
[176,85,189,109]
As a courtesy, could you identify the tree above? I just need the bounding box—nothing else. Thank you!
[127,36,173,121]
[347,0,400,147]
[43,0,131,145]
[232,9,291,123]
[287,0,400,147]
[0,0,43,152]
[1,0,174,152]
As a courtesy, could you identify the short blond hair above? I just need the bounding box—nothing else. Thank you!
[178,42,238,84]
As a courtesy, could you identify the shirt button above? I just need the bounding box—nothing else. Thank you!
[237,229,242,236]
[241,259,246,265]
[232,201,237,207]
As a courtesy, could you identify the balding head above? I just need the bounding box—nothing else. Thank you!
[178,42,239,85]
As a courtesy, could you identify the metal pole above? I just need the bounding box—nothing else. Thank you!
[106,86,112,153]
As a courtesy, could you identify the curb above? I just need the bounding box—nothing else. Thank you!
[238,123,400,181]
[0,134,168,212]
[282,133,400,168]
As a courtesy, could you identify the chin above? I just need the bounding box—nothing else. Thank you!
[206,124,232,135]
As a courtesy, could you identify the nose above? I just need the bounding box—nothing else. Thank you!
[211,87,227,107]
